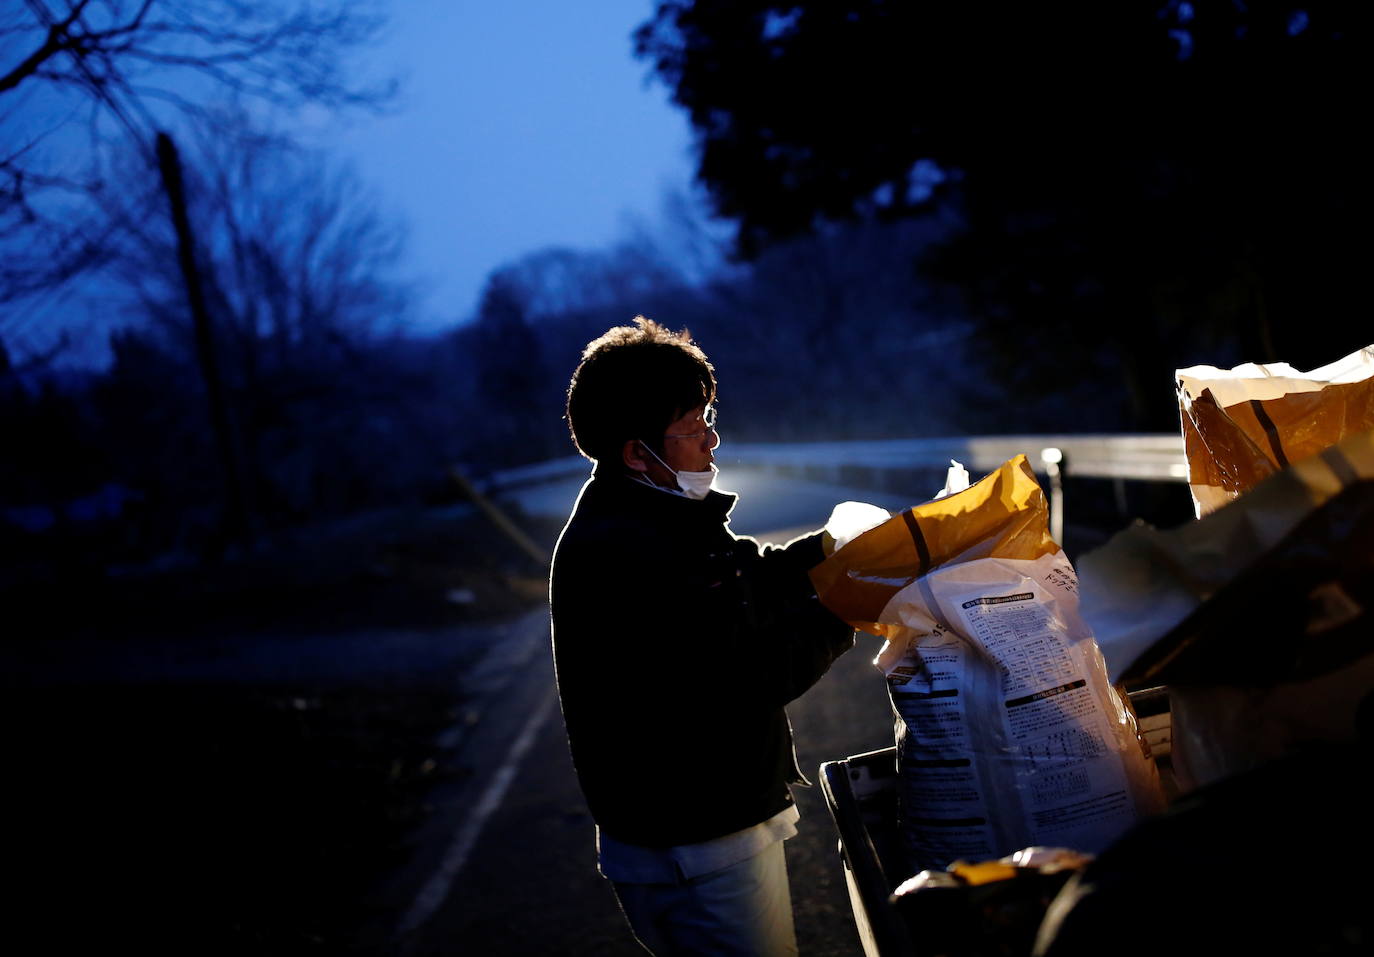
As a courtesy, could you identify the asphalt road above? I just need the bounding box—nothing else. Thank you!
[390,473,912,956]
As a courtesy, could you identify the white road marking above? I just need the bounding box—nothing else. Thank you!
[398,683,560,935]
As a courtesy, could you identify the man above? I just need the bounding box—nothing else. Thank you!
[550,316,856,956]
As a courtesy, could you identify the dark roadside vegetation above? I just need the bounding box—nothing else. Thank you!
[5,501,561,955]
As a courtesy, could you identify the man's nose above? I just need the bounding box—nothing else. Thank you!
[705,427,720,450]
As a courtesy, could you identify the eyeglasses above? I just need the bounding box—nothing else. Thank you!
[664,405,717,441]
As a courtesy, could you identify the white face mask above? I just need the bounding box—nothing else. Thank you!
[638,442,718,501]
[674,462,719,500]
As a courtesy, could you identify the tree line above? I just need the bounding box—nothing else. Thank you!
[1,190,986,574]
[4,0,1369,578]
[635,0,1369,424]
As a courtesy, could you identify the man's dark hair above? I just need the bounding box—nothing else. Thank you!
[566,316,716,464]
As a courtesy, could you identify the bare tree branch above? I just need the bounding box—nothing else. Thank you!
[0,0,393,315]
[0,0,93,93]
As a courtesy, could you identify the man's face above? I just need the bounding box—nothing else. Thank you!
[658,403,719,475]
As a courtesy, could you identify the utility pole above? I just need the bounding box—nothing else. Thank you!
[156,131,248,554]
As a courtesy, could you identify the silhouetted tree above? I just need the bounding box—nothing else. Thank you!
[452,208,981,460]
[487,244,683,322]
[104,123,419,528]
[637,1,1370,428]
[0,0,392,312]
[449,275,560,468]
[690,214,971,441]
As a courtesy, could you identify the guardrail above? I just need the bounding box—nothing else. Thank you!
[479,434,1189,543]
[719,434,1188,483]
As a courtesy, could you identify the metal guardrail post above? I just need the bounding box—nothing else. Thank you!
[1040,447,1065,544]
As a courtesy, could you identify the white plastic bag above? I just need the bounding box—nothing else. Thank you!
[878,551,1163,870]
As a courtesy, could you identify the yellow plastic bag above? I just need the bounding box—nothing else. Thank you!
[809,455,1058,638]
[1177,343,1374,516]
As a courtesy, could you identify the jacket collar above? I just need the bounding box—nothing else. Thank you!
[587,465,737,522]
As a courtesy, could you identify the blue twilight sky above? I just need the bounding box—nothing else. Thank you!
[318,0,697,330]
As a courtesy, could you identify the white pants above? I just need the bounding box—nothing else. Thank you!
[611,840,799,957]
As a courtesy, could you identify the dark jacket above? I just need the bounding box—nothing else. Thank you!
[550,470,855,848]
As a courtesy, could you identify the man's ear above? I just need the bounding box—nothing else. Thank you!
[622,439,649,473]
